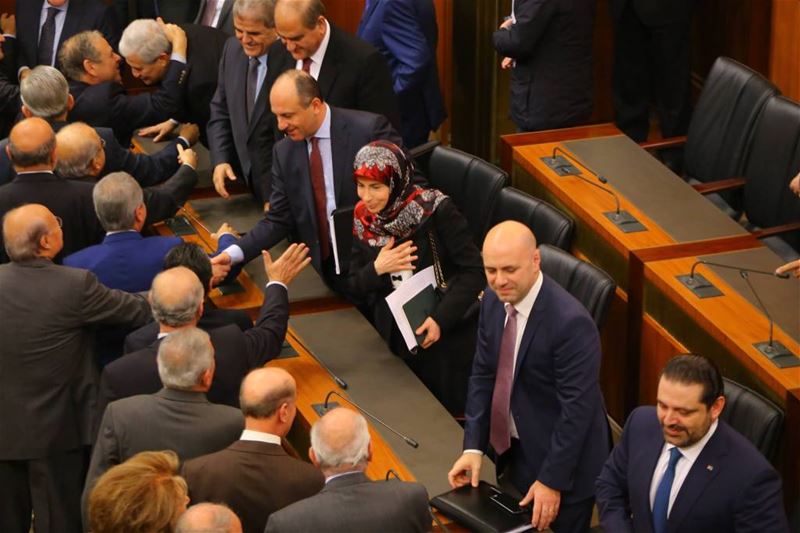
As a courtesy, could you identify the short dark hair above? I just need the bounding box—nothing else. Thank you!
[164,243,212,295]
[660,354,724,408]
[298,0,325,28]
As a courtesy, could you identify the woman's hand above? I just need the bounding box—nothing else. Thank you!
[373,237,417,276]
[416,317,441,349]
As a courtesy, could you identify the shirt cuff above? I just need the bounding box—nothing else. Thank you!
[177,136,190,148]
[224,244,244,264]
[463,449,484,456]
[170,52,187,64]
[3,34,15,39]
[266,280,287,291]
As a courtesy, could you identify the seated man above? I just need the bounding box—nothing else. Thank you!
[119,19,229,144]
[265,407,430,533]
[84,327,245,517]
[595,354,790,533]
[59,25,187,145]
[0,65,197,187]
[54,122,198,226]
[183,368,324,532]
[175,503,243,533]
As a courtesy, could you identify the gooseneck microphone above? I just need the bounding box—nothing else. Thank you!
[323,390,420,448]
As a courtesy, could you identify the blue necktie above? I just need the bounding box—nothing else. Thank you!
[652,447,682,533]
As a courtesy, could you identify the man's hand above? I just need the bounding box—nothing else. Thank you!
[521,481,561,531]
[212,222,238,240]
[499,18,513,30]
[158,18,187,57]
[178,123,199,146]
[138,119,177,142]
[790,172,800,196]
[0,13,15,36]
[447,453,482,489]
[501,57,514,69]
[177,145,197,169]
[415,317,441,349]
[213,163,238,199]
[263,243,311,286]
[210,252,232,286]
[373,237,417,276]
[776,259,800,279]
[263,201,270,213]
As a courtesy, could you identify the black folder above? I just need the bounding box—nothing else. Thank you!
[430,482,532,532]
[402,284,437,345]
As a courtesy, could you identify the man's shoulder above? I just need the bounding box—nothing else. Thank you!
[329,22,381,59]
[63,242,105,266]
[330,106,386,133]
[103,344,156,377]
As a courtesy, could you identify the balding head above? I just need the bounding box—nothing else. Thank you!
[2,204,62,261]
[6,118,56,171]
[270,70,324,141]
[239,368,297,436]
[54,122,105,179]
[175,503,242,533]
[274,0,326,61]
[482,221,540,305]
[309,407,371,475]
[150,267,204,328]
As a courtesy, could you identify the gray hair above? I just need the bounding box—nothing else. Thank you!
[20,66,70,119]
[150,274,204,327]
[59,30,103,81]
[2,206,49,262]
[175,503,239,533]
[157,328,214,389]
[310,410,371,470]
[119,19,171,63]
[54,123,103,178]
[7,132,55,168]
[92,173,143,232]
[233,0,276,28]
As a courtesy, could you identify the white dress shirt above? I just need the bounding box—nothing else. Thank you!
[294,18,331,79]
[240,429,282,445]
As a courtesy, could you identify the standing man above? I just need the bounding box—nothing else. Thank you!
[195,0,236,35]
[357,0,446,148]
[0,204,150,533]
[448,221,609,533]
[207,0,287,208]
[596,355,789,532]
[492,0,595,132]
[273,0,400,130]
[212,70,401,292]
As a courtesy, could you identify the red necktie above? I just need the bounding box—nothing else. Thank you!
[309,137,330,260]
[490,305,518,455]
[302,58,312,73]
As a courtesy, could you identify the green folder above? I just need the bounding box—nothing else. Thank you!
[402,284,438,346]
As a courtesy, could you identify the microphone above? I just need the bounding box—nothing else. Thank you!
[677,260,798,368]
[307,356,348,390]
[322,390,419,448]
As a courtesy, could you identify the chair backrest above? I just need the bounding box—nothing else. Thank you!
[428,146,508,247]
[721,377,784,462]
[409,140,440,179]
[489,188,574,251]
[685,57,778,185]
[538,244,616,328]
[741,95,800,253]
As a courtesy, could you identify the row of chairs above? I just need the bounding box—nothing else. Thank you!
[411,141,784,464]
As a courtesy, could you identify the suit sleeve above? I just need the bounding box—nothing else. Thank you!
[733,464,790,532]
[79,270,151,329]
[243,282,289,367]
[492,0,556,60]
[358,49,401,131]
[82,404,123,522]
[104,133,182,187]
[536,311,602,492]
[462,297,498,451]
[207,39,236,168]
[381,0,431,94]
[109,60,186,130]
[142,164,199,225]
[595,410,636,533]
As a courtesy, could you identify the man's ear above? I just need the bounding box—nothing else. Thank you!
[21,105,32,118]
[308,447,320,467]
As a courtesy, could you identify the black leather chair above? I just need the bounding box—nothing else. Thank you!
[427,146,509,247]
[721,377,783,463]
[489,187,574,251]
[538,244,616,328]
[408,140,440,179]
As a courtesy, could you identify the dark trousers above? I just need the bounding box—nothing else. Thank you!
[0,448,85,533]
[612,2,694,142]
[495,439,595,533]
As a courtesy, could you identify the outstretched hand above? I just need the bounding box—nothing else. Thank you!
[263,243,311,286]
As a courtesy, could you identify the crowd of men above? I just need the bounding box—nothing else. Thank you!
[0,0,793,532]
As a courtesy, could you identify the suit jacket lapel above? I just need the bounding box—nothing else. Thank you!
[631,431,665,532]
[329,108,350,203]
[513,277,549,381]
[293,140,318,237]
[247,76,268,137]
[60,3,82,51]
[219,0,234,24]
[316,26,340,98]
[232,48,249,133]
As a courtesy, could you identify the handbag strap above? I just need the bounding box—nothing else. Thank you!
[427,229,447,290]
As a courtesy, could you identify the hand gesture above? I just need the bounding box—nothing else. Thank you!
[0,13,15,36]
[521,481,561,531]
[138,119,177,142]
[776,259,800,279]
[210,252,232,286]
[447,452,482,489]
[158,18,187,57]
[499,18,513,30]
[501,57,514,69]
[263,243,311,286]
[415,317,441,349]
[213,163,238,199]
[177,144,197,169]
[211,222,238,240]
[373,237,417,276]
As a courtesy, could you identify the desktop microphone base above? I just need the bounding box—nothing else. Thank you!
[312,401,340,417]
[540,156,580,176]
[676,274,724,298]
[754,341,800,368]
[603,210,647,233]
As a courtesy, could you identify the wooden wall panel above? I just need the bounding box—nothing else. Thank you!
[769,0,800,101]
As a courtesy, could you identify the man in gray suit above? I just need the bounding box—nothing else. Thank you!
[0,203,151,533]
[84,326,244,513]
[265,407,431,533]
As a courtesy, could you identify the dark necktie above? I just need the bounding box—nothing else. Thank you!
[38,7,59,67]
[245,57,259,119]
[302,57,312,73]
[200,0,219,26]
[489,305,518,455]
[652,447,682,533]
[309,137,331,260]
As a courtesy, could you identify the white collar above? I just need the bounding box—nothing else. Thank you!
[43,1,68,13]
[324,470,362,484]
[666,419,719,463]
[309,103,331,140]
[240,429,282,445]
[510,271,544,320]
[309,18,331,68]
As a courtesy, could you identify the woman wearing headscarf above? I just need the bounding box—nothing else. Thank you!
[346,140,484,415]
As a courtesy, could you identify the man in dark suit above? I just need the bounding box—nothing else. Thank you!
[0,204,150,533]
[492,0,595,132]
[183,367,324,533]
[84,327,245,516]
[60,25,187,145]
[611,0,695,143]
[265,407,430,532]
[13,0,118,75]
[98,244,309,418]
[448,221,609,533]
[212,70,401,292]
[272,0,399,130]
[596,355,789,533]
[119,20,228,144]
[114,0,202,26]
[195,0,235,34]
[0,117,103,263]
[207,0,289,207]
[357,0,446,148]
